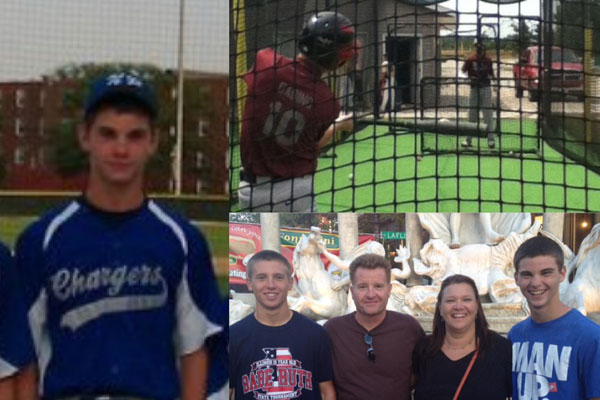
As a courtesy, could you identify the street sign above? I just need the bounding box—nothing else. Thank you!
[382,231,406,240]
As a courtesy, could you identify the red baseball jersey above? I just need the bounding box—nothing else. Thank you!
[241,48,340,178]
[462,53,494,86]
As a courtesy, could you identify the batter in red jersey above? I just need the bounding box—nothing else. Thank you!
[239,11,356,211]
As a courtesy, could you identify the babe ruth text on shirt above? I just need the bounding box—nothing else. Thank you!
[508,309,600,400]
[230,311,333,400]
[15,198,223,400]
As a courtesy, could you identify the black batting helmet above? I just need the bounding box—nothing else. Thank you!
[299,12,355,68]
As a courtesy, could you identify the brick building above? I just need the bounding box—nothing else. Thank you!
[0,73,228,194]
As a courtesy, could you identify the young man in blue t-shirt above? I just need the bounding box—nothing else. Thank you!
[13,72,223,400]
[509,236,600,400]
[229,250,336,400]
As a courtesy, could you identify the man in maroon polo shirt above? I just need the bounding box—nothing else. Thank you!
[238,11,356,211]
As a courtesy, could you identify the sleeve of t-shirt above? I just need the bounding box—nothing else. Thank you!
[499,334,513,397]
[411,335,428,378]
[316,326,334,383]
[229,321,244,391]
[0,243,35,378]
[487,59,494,78]
[175,223,224,356]
[462,59,472,74]
[582,332,600,397]
[14,223,48,363]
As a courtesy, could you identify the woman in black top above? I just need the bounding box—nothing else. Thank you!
[412,274,512,400]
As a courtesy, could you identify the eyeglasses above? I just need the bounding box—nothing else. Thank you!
[364,333,376,362]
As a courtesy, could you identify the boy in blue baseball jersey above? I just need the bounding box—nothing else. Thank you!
[0,241,36,400]
[509,236,600,400]
[14,72,223,400]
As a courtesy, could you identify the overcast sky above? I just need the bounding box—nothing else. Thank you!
[440,0,541,37]
[0,1,541,81]
[0,0,228,81]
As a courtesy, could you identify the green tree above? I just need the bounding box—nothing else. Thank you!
[505,19,539,55]
[555,0,600,55]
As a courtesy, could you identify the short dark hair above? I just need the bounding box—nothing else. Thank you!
[426,274,491,358]
[246,250,292,279]
[513,236,564,273]
[349,254,391,284]
[84,94,157,130]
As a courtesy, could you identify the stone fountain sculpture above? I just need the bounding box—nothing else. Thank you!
[288,227,348,320]
[229,295,254,326]
[402,214,540,316]
[542,225,600,319]
[230,213,599,332]
[317,240,413,314]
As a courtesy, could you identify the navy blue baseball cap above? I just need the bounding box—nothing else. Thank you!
[84,72,158,118]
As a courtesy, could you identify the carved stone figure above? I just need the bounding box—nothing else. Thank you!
[404,218,541,315]
[543,225,600,317]
[418,213,531,248]
[229,297,254,326]
[318,240,413,314]
[288,227,348,320]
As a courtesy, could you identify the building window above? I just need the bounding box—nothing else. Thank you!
[15,118,25,137]
[14,147,25,165]
[169,125,176,137]
[196,179,203,194]
[40,90,45,107]
[196,152,204,169]
[38,147,48,167]
[198,118,208,137]
[15,89,25,108]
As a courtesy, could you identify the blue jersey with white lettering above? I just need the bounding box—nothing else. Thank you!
[508,309,600,400]
[0,241,35,378]
[15,198,223,400]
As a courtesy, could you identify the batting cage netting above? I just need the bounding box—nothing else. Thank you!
[230,0,600,212]
[0,0,228,196]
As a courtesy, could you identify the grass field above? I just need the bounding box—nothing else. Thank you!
[314,121,600,211]
[0,216,229,295]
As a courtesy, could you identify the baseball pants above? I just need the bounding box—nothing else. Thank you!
[238,175,317,212]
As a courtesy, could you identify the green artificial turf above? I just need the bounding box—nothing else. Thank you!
[314,122,600,212]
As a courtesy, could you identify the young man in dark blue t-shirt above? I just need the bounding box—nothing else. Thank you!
[229,250,335,400]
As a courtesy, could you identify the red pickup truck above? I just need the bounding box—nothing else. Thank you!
[513,46,584,101]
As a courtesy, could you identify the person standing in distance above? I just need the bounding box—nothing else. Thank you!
[0,241,36,400]
[509,236,600,400]
[14,72,223,400]
[324,254,424,400]
[239,11,356,212]
[229,250,336,400]
[461,39,496,148]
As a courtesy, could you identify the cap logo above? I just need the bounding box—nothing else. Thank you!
[105,72,143,88]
